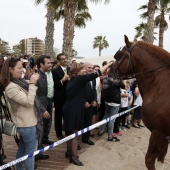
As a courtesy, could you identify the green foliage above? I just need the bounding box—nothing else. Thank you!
[71,48,78,58]
[0,46,7,53]
[93,35,109,56]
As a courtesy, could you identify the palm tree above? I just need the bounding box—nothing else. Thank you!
[35,0,63,57]
[146,0,157,44]
[155,0,170,47]
[134,22,157,42]
[138,0,170,47]
[134,22,148,41]
[62,0,110,59]
[93,35,109,56]
[71,48,78,58]
[54,0,92,59]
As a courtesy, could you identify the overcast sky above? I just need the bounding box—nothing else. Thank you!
[0,0,169,58]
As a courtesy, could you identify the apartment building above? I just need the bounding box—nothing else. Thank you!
[25,37,45,57]
[0,38,10,53]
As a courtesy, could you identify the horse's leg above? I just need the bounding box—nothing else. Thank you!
[145,130,168,170]
[157,142,168,163]
[155,142,168,170]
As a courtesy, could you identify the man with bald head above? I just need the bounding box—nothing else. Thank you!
[82,62,97,145]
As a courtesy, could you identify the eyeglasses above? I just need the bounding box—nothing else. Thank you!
[60,58,66,61]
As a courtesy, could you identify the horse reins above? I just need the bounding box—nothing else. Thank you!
[114,43,170,80]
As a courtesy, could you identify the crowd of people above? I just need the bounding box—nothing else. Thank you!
[0,52,144,169]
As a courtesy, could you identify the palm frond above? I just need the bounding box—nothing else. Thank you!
[138,5,148,10]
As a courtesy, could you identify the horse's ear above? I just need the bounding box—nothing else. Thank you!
[124,35,131,48]
[134,38,137,42]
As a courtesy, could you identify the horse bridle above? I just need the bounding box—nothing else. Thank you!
[114,42,170,80]
[113,42,137,80]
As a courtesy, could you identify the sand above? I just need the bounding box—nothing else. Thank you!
[65,127,170,170]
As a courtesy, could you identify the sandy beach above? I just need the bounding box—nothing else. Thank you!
[65,127,170,170]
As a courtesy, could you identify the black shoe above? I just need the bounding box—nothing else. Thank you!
[42,139,54,145]
[77,144,81,150]
[125,125,130,129]
[82,139,94,145]
[132,124,140,128]
[58,135,65,140]
[89,133,95,137]
[35,154,49,161]
[0,154,11,170]
[65,152,79,159]
[108,137,120,142]
[70,157,84,166]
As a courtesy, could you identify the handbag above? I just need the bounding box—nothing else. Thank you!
[3,120,17,136]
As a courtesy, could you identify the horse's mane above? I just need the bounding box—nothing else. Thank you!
[137,41,170,62]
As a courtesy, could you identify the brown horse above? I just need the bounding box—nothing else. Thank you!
[112,35,170,170]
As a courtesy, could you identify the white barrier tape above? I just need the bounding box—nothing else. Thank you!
[0,105,138,170]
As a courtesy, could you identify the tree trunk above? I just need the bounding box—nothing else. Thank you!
[158,14,164,48]
[45,6,55,57]
[99,49,101,56]
[146,0,156,44]
[62,0,76,59]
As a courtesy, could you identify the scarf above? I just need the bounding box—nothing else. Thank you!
[11,78,43,143]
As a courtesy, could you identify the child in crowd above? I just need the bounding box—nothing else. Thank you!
[132,81,144,128]
[119,80,133,130]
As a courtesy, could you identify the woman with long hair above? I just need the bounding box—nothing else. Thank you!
[0,57,40,170]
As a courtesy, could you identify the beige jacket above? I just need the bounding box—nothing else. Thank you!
[5,82,38,127]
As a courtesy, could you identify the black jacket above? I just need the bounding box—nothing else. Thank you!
[102,76,125,104]
[85,80,97,104]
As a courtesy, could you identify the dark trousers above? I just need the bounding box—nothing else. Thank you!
[54,99,64,137]
[42,98,53,140]
[113,109,121,133]
[119,107,128,127]
[113,117,120,133]
[37,98,53,151]
[82,107,93,141]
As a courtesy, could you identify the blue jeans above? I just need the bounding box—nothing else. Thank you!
[99,104,120,137]
[16,126,37,170]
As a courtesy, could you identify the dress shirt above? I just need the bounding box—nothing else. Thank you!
[45,71,54,98]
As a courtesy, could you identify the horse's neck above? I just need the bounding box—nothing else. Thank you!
[135,43,170,71]
[136,67,169,99]
[134,48,170,98]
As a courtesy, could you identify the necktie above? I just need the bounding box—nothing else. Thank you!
[63,68,67,74]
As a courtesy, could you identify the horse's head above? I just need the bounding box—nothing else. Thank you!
[112,35,137,79]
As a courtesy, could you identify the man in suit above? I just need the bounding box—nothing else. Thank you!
[82,62,97,145]
[33,55,52,160]
[52,53,70,140]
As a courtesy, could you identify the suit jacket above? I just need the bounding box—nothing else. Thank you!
[37,70,48,113]
[5,82,37,127]
[52,66,69,105]
[85,80,97,104]
[30,69,48,114]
